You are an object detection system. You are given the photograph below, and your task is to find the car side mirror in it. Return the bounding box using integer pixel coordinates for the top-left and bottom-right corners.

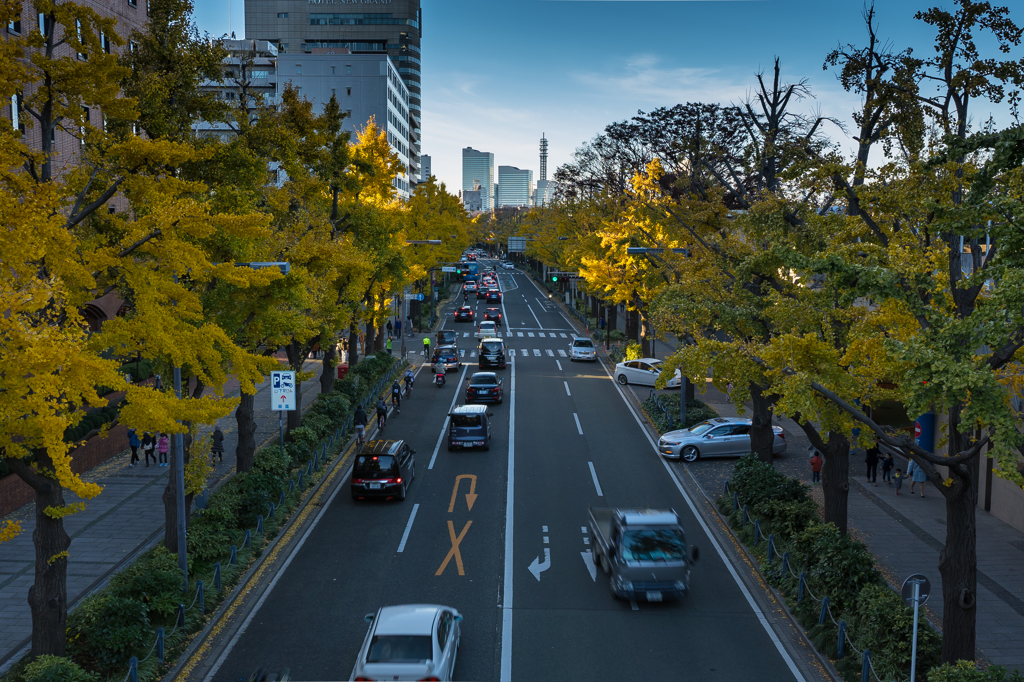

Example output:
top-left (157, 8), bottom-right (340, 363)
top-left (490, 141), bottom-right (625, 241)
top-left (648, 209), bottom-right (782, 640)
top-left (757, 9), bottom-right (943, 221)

top-left (364, 613), bottom-right (375, 623)
top-left (691, 546), bottom-right (700, 564)
top-left (454, 614), bottom-right (463, 621)
top-left (488, 412), bottom-right (495, 417)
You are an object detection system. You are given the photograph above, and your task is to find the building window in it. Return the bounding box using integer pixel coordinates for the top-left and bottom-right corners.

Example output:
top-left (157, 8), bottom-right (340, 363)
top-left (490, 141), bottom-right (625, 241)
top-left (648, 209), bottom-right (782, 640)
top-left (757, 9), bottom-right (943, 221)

top-left (331, 66), bottom-right (335, 75)
top-left (346, 87), bottom-right (351, 96)
top-left (76, 20), bottom-right (85, 60)
top-left (295, 64), bottom-right (301, 74)
top-left (8, 16), bottom-right (21, 34)
top-left (277, 12), bottom-right (288, 18)
top-left (10, 93), bottom-right (21, 131)
top-left (128, 0), bottom-right (137, 6)
top-left (331, 88), bottom-right (335, 96)
top-left (346, 65), bottom-right (351, 75)
top-left (100, 32), bottom-right (111, 54)
top-left (80, 106), bottom-right (89, 144)
top-left (37, 12), bottom-right (46, 37)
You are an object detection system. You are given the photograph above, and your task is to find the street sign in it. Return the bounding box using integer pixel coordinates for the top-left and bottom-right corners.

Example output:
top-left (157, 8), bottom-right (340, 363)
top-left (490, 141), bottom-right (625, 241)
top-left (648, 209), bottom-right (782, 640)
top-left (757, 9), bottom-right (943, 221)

top-left (441, 266), bottom-right (457, 273)
top-left (270, 371), bottom-right (295, 411)
top-left (508, 237), bottom-right (527, 253)
top-left (901, 574), bottom-right (931, 606)
top-left (413, 293), bottom-right (425, 301)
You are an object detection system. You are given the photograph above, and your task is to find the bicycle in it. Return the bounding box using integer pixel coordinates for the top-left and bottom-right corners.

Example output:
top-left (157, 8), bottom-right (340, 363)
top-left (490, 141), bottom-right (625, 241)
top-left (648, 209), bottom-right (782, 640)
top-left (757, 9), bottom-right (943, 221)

top-left (355, 424), bottom-right (366, 447)
top-left (377, 412), bottom-right (386, 430)
top-left (391, 393), bottom-right (401, 414)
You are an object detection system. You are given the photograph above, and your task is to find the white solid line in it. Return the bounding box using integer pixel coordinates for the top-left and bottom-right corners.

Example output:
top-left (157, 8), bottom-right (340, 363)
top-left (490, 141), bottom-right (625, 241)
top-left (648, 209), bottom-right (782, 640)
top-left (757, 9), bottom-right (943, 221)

top-left (564, 381), bottom-right (571, 396)
top-left (573, 412), bottom-right (583, 435)
top-left (596, 360), bottom-right (807, 682)
top-left (526, 304), bottom-right (543, 328)
top-left (428, 365), bottom-right (469, 470)
top-left (556, 360), bottom-right (562, 371)
top-left (397, 503), bottom-right (420, 552)
top-left (203, 458), bottom-right (353, 682)
top-left (500, 351), bottom-right (517, 682)
top-left (588, 461), bottom-right (604, 496)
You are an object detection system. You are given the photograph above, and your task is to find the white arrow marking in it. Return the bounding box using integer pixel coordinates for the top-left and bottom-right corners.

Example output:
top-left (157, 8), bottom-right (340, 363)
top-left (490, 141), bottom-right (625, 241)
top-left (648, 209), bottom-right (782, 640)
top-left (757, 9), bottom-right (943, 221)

top-left (528, 548), bottom-right (551, 581)
top-left (581, 550), bottom-right (597, 582)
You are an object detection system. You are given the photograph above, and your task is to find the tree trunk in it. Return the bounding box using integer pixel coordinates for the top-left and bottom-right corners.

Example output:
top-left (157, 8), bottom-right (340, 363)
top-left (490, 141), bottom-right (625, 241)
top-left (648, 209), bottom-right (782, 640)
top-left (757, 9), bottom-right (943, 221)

top-left (590, 296), bottom-right (599, 320)
top-left (162, 439), bottom-right (181, 551)
top-left (320, 341), bottom-right (337, 394)
top-left (639, 309), bottom-right (652, 358)
top-left (365, 321), bottom-right (376, 356)
top-left (348, 324), bottom-right (360, 367)
top-left (626, 309), bottom-right (639, 345)
top-left (748, 381), bottom-right (776, 464)
top-left (235, 391), bottom-right (257, 472)
top-left (820, 431), bottom-right (850, 535)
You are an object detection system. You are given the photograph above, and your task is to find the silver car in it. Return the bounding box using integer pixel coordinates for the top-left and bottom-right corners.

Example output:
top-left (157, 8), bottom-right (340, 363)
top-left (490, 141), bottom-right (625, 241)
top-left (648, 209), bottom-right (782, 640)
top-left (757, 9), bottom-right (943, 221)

top-left (569, 336), bottom-right (597, 361)
top-left (352, 604), bottom-right (462, 681)
top-left (658, 417), bottom-right (787, 462)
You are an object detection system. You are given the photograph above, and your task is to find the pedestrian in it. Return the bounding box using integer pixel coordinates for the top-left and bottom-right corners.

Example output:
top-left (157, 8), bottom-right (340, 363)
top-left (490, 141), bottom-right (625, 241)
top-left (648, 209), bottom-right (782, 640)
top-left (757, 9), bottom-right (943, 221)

top-left (128, 428), bottom-right (140, 467)
top-left (893, 468), bottom-right (904, 496)
top-left (386, 337), bottom-right (393, 355)
top-left (810, 450), bottom-right (823, 484)
top-left (211, 426), bottom-right (224, 464)
top-left (157, 433), bottom-right (170, 467)
top-left (865, 444), bottom-right (880, 485)
top-left (908, 459), bottom-right (928, 498)
top-left (386, 320), bottom-right (393, 339)
top-left (881, 452), bottom-right (894, 484)
top-left (142, 431), bottom-right (156, 467)
top-left (395, 319), bottom-right (402, 339)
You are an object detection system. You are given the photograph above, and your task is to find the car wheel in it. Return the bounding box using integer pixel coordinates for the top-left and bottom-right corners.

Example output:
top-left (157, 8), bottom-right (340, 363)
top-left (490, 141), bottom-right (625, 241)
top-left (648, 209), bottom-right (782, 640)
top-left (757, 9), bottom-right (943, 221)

top-left (681, 446), bottom-right (700, 463)
top-left (616, 374), bottom-right (628, 385)
top-left (398, 483), bottom-right (407, 501)
top-left (609, 575), bottom-right (623, 600)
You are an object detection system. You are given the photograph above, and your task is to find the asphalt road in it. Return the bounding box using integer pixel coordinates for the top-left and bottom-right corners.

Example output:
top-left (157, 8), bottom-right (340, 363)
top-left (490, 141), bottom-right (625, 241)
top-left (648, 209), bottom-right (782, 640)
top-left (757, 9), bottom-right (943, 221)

top-left (209, 261), bottom-right (807, 682)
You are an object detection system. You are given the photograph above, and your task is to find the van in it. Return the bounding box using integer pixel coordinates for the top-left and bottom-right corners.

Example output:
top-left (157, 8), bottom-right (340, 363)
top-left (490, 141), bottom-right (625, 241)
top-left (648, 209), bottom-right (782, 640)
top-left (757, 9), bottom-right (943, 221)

top-left (478, 337), bottom-right (506, 369)
top-left (350, 440), bottom-right (416, 501)
top-left (447, 405), bottom-right (493, 451)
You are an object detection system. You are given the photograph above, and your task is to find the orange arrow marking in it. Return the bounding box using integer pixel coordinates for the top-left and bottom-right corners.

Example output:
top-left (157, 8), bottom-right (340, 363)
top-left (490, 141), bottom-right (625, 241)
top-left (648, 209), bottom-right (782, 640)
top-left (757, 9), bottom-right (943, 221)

top-left (447, 474), bottom-right (478, 512)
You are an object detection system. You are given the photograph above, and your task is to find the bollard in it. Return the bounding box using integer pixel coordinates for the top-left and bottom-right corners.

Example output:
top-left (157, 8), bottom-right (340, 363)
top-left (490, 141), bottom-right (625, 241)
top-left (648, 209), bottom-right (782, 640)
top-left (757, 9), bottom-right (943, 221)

top-left (230, 545), bottom-right (237, 565)
top-left (767, 534), bottom-right (775, 562)
top-left (244, 529), bottom-right (251, 548)
top-left (214, 562), bottom-right (222, 591)
top-left (733, 491), bottom-right (739, 511)
top-left (742, 505), bottom-right (749, 528)
top-left (322, 443), bottom-right (328, 457)
top-left (298, 470), bottom-right (304, 488)
top-left (268, 502), bottom-right (275, 520)
top-left (307, 460), bottom-right (313, 476)
top-left (724, 480), bottom-right (730, 495)
top-left (156, 627), bottom-right (165, 663)
top-left (754, 519), bottom-right (761, 547)
top-left (177, 603), bottom-right (185, 628)
top-left (861, 650), bottom-right (871, 682)
top-left (798, 571), bottom-right (807, 603)
top-left (197, 580), bottom-right (205, 615)
top-left (289, 478), bottom-right (295, 492)
top-left (129, 656), bottom-right (139, 682)
top-left (257, 514), bottom-right (264, 536)
top-left (837, 620), bottom-right (846, 658)
top-left (782, 552), bottom-right (789, 577)
top-left (279, 489), bottom-right (285, 505)
top-left (818, 596), bottom-right (830, 625)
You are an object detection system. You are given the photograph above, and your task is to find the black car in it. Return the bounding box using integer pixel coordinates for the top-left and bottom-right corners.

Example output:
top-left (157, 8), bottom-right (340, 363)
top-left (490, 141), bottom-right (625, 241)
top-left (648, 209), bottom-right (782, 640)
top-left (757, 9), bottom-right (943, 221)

top-left (448, 405), bottom-right (493, 451)
top-left (484, 307), bottom-right (502, 324)
top-left (476, 287), bottom-right (490, 299)
top-left (431, 345), bottom-right (461, 371)
top-left (485, 289), bottom-right (502, 303)
top-left (478, 338), bottom-right (506, 369)
top-left (436, 329), bottom-right (458, 347)
top-left (466, 372), bottom-right (504, 404)
top-left (454, 306), bottom-right (474, 322)
top-left (351, 440), bottom-right (416, 501)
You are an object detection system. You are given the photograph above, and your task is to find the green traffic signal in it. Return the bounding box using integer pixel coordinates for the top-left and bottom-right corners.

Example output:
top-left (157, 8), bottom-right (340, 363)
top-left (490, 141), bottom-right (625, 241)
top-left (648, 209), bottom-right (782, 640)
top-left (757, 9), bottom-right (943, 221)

top-left (552, 275), bottom-right (558, 282)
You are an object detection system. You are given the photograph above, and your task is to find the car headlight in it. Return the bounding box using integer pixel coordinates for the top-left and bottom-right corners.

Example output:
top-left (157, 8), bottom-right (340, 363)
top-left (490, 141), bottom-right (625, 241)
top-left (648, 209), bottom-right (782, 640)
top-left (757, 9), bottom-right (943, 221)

top-left (660, 440), bottom-right (680, 446)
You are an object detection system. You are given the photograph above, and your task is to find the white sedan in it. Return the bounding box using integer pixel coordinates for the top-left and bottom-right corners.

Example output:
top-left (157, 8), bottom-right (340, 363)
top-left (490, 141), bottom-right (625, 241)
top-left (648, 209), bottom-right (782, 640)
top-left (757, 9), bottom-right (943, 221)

top-left (352, 604), bottom-right (462, 681)
top-left (501, 261), bottom-right (515, 269)
top-left (613, 358), bottom-right (682, 388)
top-left (476, 321), bottom-right (498, 339)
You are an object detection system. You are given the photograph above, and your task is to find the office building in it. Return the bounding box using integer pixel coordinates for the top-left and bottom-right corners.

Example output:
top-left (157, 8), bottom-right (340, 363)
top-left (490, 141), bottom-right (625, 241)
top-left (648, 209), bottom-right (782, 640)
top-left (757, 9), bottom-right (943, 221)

top-left (420, 154), bottom-right (431, 182)
top-left (245, 0), bottom-right (422, 184)
top-left (461, 188), bottom-right (483, 212)
top-left (497, 166), bottom-right (533, 207)
top-left (462, 147), bottom-right (494, 212)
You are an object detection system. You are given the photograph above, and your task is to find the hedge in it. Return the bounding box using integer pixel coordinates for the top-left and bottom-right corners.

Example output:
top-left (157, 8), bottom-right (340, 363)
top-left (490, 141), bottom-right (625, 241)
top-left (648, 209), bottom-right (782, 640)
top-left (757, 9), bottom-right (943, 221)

top-left (2, 352), bottom-right (403, 682)
top-left (718, 455), bottom-right (942, 682)
top-left (641, 392), bottom-right (719, 433)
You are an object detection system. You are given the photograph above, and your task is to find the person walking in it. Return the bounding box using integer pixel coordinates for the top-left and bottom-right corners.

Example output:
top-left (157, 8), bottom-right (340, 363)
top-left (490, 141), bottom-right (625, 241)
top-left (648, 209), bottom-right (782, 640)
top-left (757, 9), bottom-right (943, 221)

top-left (142, 431), bottom-right (156, 467)
top-left (810, 451), bottom-right (823, 484)
top-left (893, 468), bottom-right (904, 496)
top-left (211, 427), bottom-right (224, 464)
top-left (386, 337), bottom-right (393, 355)
top-left (386, 320), bottom-right (393, 339)
top-left (865, 444), bottom-right (880, 485)
top-left (395, 319), bottom-right (402, 339)
top-left (157, 433), bottom-right (170, 467)
top-left (907, 458), bottom-right (928, 498)
top-left (881, 452), bottom-right (894, 484)
top-left (128, 428), bottom-right (140, 467)
top-left (353, 405), bottom-right (368, 445)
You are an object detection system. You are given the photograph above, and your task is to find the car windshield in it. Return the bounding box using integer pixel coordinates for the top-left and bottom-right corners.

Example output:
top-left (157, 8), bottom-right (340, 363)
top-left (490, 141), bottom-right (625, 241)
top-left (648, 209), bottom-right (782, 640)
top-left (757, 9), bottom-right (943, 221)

top-left (451, 414), bottom-right (482, 427)
top-left (366, 635), bottom-right (433, 663)
top-left (458, 308), bottom-right (471, 313)
top-left (481, 342), bottom-right (503, 353)
top-left (354, 455), bottom-right (396, 477)
top-left (621, 529), bottom-right (687, 562)
top-left (688, 420), bottom-right (717, 436)
top-left (470, 375), bottom-right (497, 386)
top-left (572, 339), bottom-right (594, 348)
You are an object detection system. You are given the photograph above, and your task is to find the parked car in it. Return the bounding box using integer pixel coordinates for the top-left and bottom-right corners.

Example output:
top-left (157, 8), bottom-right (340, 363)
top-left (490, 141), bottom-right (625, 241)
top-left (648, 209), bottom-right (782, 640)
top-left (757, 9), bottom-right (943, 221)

top-left (478, 338), bottom-right (506, 369)
top-left (447, 404), bottom-right (493, 450)
top-left (484, 308), bottom-right (502, 324)
top-left (436, 330), bottom-right (458, 347)
top-left (569, 336), bottom-right (597, 361)
top-left (350, 440), bottom-right (416, 501)
top-left (476, 321), bottom-right (498, 339)
top-left (454, 306), bottom-right (474, 322)
top-left (466, 372), bottom-right (503, 404)
top-left (431, 346), bottom-right (461, 372)
top-left (658, 417), bottom-right (787, 462)
top-left (613, 358), bottom-right (681, 388)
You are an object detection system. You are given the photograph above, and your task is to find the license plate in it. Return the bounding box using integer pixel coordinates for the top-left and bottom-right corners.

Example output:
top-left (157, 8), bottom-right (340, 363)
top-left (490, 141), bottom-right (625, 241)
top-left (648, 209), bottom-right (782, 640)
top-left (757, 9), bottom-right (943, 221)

top-left (645, 591), bottom-right (663, 602)
top-left (368, 483), bottom-right (381, 490)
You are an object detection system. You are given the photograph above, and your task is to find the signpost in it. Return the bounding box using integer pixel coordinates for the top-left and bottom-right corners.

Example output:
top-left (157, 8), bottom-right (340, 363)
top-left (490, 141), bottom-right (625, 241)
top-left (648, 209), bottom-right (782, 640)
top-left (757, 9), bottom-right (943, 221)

top-left (901, 573), bottom-right (931, 681)
top-left (271, 371), bottom-right (296, 456)
top-left (508, 237), bottom-right (527, 253)
top-left (441, 266), bottom-right (457, 273)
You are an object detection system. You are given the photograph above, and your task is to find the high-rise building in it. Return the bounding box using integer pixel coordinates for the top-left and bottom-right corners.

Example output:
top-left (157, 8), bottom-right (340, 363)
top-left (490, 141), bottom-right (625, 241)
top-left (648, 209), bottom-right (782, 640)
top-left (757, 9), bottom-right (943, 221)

top-left (462, 147), bottom-right (494, 211)
top-left (534, 133), bottom-right (556, 206)
top-left (420, 154), bottom-right (431, 182)
top-left (497, 166), bottom-right (533, 207)
top-left (245, 0), bottom-right (422, 183)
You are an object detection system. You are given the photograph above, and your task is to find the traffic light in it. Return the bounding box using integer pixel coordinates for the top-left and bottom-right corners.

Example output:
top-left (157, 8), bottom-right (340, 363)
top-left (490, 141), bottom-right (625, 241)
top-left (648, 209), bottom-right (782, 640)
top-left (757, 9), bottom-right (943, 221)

top-left (552, 275), bottom-right (558, 282)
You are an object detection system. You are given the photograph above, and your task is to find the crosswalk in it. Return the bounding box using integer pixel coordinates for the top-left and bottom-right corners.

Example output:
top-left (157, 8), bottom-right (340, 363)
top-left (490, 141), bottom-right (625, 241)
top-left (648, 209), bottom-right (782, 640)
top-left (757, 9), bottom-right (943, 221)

top-left (451, 331), bottom-right (571, 339)
top-left (424, 347), bottom-right (575, 360)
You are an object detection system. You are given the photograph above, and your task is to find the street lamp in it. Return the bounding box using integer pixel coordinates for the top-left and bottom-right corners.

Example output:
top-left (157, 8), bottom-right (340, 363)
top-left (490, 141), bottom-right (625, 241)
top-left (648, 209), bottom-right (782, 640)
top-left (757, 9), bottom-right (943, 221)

top-left (626, 247), bottom-right (689, 255)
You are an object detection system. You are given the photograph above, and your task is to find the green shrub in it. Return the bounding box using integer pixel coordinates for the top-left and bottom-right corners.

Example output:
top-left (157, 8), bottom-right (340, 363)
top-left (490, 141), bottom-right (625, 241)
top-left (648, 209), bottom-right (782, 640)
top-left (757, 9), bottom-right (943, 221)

top-left (105, 546), bottom-right (183, 620)
top-left (67, 594), bottom-right (150, 674)
top-left (624, 341), bottom-right (642, 361)
top-left (641, 393), bottom-right (719, 432)
top-left (789, 523), bottom-right (882, 614)
top-left (187, 503), bottom-right (236, 565)
top-left (21, 656), bottom-right (97, 682)
top-left (928, 662), bottom-right (1024, 682)
top-left (731, 455), bottom-right (808, 510)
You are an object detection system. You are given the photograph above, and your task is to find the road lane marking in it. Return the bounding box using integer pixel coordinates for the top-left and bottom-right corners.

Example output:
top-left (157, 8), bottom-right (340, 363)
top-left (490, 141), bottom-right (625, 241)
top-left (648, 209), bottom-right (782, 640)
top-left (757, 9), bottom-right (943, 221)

top-left (560, 333), bottom-right (568, 338)
top-left (522, 348), bottom-right (528, 357)
top-left (397, 504), bottom-right (420, 552)
top-left (500, 349), bottom-right (517, 682)
top-left (527, 332), bottom-right (535, 338)
top-left (558, 349), bottom-right (567, 357)
top-left (546, 349), bottom-right (554, 357)
top-left (588, 462), bottom-right (604, 496)
top-left (564, 381), bottom-right (571, 396)
top-left (526, 304), bottom-right (543, 327)
top-left (448, 474), bottom-right (479, 512)
top-left (428, 365), bottom-right (470, 469)
top-left (464, 332), bottom-right (469, 337)
top-left (581, 550), bottom-right (597, 581)
top-left (517, 332), bottom-right (524, 337)
top-left (556, 360), bottom-right (562, 370)
top-left (528, 547), bottom-right (551, 581)
top-left (573, 413), bottom-right (583, 435)
top-left (436, 520), bottom-right (473, 576)
top-left (538, 332), bottom-right (546, 338)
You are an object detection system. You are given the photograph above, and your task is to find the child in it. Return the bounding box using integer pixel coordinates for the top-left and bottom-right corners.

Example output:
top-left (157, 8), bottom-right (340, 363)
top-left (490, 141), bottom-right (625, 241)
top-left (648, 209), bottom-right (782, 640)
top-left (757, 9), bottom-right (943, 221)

top-left (157, 433), bottom-right (170, 467)
top-left (893, 468), bottom-right (904, 496)
top-left (881, 452), bottom-right (894, 484)
top-left (810, 451), bottom-right (823, 484)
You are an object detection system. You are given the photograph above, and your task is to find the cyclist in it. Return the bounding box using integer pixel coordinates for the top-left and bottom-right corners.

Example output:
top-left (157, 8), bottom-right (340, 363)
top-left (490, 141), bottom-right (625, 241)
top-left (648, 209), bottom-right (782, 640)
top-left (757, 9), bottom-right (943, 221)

top-left (403, 368), bottom-right (415, 394)
top-left (422, 335), bottom-right (430, 358)
top-left (353, 405), bottom-right (368, 445)
top-left (375, 397), bottom-right (388, 430)
top-left (391, 380), bottom-right (402, 413)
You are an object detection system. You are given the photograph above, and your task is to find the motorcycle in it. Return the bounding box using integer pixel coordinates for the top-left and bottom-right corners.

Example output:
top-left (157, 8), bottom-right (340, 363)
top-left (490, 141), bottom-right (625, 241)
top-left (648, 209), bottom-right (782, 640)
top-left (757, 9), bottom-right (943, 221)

top-left (435, 372), bottom-right (446, 387)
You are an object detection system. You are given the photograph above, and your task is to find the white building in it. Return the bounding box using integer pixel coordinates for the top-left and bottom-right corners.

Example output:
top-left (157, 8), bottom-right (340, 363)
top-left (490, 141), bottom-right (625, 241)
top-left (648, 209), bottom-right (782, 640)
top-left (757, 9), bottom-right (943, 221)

top-left (420, 154), bottom-right (432, 182)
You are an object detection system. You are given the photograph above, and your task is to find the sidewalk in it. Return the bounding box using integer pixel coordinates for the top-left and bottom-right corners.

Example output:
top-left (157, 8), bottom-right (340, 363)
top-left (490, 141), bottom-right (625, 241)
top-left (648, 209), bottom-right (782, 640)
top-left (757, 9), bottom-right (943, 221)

top-left (0, 356), bottom-right (325, 671)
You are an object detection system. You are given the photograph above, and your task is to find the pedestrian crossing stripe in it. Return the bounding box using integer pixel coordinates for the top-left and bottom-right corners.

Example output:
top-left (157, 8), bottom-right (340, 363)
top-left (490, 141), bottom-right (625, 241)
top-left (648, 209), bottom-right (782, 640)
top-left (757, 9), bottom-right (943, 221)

top-left (459, 349), bottom-right (466, 357)
top-left (464, 332), bottom-right (470, 337)
top-left (471, 351), bottom-right (477, 357)
top-left (533, 349), bottom-right (541, 356)
top-left (560, 333), bottom-right (568, 338)
top-left (509, 349), bottom-right (516, 356)
top-left (558, 349), bottom-right (567, 357)
top-left (522, 349), bottom-right (528, 357)
top-left (528, 332), bottom-right (535, 338)
top-left (517, 332), bottom-right (524, 337)
top-left (546, 349), bottom-right (554, 357)
top-left (538, 332), bottom-right (546, 338)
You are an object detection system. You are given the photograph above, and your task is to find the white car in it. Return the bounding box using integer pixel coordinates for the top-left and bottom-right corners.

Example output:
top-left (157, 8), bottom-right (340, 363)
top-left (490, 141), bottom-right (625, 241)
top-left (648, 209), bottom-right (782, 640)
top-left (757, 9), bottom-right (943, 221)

top-left (352, 604), bottom-right (461, 681)
top-left (569, 336), bottom-right (597, 361)
top-left (501, 261), bottom-right (515, 269)
top-left (476, 320), bottom-right (498, 339)
top-left (613, 358), bottom-right (682, 388)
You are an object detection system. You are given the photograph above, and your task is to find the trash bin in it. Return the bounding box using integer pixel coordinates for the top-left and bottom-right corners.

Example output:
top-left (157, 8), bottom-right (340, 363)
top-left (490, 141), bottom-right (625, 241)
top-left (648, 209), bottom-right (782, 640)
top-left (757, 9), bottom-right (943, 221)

top-left (337, 364), bottom-right (349, 380)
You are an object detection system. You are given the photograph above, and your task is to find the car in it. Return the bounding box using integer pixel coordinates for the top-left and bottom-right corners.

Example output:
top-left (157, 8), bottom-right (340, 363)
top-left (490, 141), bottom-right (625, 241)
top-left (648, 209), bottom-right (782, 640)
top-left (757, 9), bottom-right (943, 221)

top-left (431, 345), bottom-right (461, 371)
top-left (350, 440), bottom-right (416, 501)
top-left (569, 336), bottom-right (597, 361)
top-left (484, 307), bottom-right (502, 324)
top-left (475, 320), bottom-right (498, 339)
top-left (353, 604), bottom-right (462, 682)
top-left (454, 306), bottom-right (474, 322)
top-left (478, 337), bottom-right (506, 369)
top-left (658, 417), bottom-right (787, 462)
top-left (466, 372), bottom-right (503, 404)
top-left (435, 330), bottom-right (458, 348)
top-left (476, 286), bottom-right (490, 299)
top-left (463, 281), bottom-right (478, 293)
top-left (447, 404), bottom-right (493, 450)
top-left (613, 358), bottom-right (682, 388)
top-left (501, 261), bottom-right (515, 269)
top-left (485, 289), bottom-right (502, 303)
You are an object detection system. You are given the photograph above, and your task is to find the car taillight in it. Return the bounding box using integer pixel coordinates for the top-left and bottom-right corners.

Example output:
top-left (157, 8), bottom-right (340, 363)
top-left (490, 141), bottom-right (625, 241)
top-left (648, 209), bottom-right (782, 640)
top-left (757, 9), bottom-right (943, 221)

top-left (352, 478), bottom-right (363, 484)
top-left (355, 677), bottom-right (374, 681)
top-left (778, 431), bottom-right (785, 439)
top-left (418, 678), bottom-right (441, 681)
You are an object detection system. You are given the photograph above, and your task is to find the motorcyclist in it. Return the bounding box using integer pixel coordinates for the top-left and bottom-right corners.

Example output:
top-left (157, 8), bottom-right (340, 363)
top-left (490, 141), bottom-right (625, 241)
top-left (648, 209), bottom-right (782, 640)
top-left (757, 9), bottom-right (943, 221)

top-left (353, 405), bottom-right (368, 444)
top-left (434, 360), bottom-right (446, 386)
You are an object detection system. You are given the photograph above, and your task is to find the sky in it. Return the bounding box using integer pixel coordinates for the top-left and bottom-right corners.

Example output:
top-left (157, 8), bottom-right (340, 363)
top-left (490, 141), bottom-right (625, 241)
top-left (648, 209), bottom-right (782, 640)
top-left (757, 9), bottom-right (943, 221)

top-left (194, 0), bottom-right (1019, 193)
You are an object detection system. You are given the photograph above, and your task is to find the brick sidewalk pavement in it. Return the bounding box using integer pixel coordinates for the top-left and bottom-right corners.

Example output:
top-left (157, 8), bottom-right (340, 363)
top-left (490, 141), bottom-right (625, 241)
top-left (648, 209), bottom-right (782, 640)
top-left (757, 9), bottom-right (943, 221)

top-left (0, 357), bottom-right (324, 672)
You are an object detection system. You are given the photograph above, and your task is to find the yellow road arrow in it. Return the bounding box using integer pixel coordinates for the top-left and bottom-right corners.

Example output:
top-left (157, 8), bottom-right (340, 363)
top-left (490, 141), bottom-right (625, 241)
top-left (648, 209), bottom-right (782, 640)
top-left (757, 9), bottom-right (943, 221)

top-left (448, 474), bottom-right (478, 512)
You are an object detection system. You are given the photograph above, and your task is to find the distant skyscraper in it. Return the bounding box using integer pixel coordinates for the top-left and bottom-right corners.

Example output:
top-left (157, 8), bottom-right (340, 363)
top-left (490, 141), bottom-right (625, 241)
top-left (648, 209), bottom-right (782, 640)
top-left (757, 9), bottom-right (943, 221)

top-left (462, 148), bottom-right (494, 211)
top-left (535, 133), bottom-right (554, 206)
top-left (420, 154), bottom-right (432, 182)
top-left (498, 166), bottom-right (533, 207)
top-left (539, 133), bottom-right (548, 182)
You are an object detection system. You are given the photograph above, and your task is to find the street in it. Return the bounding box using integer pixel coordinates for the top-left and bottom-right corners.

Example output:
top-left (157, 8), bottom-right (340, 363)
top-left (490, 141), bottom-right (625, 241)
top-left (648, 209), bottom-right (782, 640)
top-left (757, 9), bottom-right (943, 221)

top-left (208, 262), bottom-right (810, 682)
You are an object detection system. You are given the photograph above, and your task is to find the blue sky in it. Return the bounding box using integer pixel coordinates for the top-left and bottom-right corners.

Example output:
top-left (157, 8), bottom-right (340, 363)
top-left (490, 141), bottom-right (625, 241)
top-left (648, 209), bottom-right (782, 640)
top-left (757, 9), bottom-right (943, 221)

top-left (194, 1), bottom-right (1017, 192)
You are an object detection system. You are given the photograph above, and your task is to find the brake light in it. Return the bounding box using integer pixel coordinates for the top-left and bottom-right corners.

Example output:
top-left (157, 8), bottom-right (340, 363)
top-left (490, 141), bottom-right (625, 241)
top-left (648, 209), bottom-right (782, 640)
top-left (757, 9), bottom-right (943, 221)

top-left (394, 478), bottom-right (402, 484)
top-left (778, 431), bottom-right (785, 439)
top-left (355, 677), bottom-right (374, 681)
top-left (352, 478), bottom-right (364, 484)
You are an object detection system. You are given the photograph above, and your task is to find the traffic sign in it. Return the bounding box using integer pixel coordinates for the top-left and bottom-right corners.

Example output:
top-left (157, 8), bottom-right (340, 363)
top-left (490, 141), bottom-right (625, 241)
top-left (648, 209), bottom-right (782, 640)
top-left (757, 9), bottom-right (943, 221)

top-left (413, 293), bottom-right (425, 301)
top-left (901, 574), bottom-right (931, 606)
top-left (441, 266), bottom-right (457, 273)
top-left (914, 421), bottom-right (922, 438)
top-left (508, 237), bottom-right (527, 253)
top-left (270, 371), bottom-right (295, 411)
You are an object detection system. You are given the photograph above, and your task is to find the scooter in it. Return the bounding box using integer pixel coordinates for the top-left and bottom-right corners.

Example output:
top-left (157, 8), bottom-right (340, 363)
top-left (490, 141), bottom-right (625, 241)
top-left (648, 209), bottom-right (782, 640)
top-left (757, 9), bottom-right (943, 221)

top-left (435, 372), bottom-right (446, 387)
